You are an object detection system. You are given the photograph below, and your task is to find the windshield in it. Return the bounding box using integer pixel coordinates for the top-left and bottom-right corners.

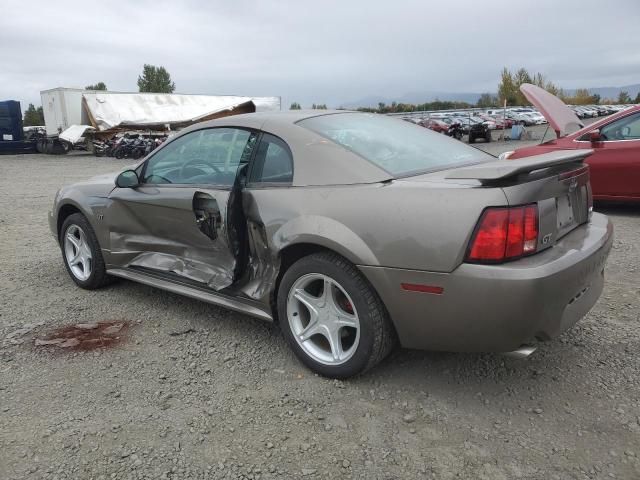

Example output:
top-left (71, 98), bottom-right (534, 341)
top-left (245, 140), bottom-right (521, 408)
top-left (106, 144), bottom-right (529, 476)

top-left (298, 113), bottom-right (492, 177)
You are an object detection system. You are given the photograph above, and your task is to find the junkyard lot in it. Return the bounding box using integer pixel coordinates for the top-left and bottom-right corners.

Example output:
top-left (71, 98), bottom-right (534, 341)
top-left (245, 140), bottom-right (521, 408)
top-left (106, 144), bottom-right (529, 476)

top-left (1, 152), bottom-right (639, 479)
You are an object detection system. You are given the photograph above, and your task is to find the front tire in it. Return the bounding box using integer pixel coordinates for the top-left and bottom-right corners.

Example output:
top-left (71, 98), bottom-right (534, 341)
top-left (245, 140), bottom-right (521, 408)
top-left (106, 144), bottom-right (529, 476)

top-left (60, 213), bottom-right (112, 289)
top-left (277, 252), bottom-right (396, 378)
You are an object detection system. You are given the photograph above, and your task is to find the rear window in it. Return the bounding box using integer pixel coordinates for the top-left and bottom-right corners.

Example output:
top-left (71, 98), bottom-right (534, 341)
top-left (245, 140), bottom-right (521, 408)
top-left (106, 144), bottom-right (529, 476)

top-left (298, 113), bottom-right (491, 177)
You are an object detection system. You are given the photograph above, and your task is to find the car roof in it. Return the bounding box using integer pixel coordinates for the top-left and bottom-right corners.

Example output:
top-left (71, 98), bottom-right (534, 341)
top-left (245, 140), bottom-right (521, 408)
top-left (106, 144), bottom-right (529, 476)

top-left (165, 110), bottom-right (394, 186)
top-left (196, 109), bottom-right (350, 129)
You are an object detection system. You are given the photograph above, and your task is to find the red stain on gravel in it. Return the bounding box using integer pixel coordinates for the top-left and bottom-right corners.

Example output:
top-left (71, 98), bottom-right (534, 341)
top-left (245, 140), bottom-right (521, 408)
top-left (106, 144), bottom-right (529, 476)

top-left (34, 321), bottom-right (129, 351)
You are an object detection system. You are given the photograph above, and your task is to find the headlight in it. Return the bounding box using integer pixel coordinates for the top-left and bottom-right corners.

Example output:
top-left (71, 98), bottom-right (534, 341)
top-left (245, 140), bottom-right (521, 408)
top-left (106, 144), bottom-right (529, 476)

top-left (499, 151), bottom-right (515, 160)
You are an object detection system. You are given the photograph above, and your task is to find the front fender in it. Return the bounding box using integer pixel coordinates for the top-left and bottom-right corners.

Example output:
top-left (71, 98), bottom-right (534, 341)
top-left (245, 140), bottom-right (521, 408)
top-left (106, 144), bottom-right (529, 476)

top-left (272, 215), bottom-right (380, 267)
top-left (53, 191), bottom-right (110, 248)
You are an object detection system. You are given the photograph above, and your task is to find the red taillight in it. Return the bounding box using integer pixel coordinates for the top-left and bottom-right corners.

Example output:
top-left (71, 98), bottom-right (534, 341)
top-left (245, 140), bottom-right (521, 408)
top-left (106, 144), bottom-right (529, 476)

top-left (466, 204), bottom-right (538, 263)
top-left (467, 209), bottom-right (509, 262)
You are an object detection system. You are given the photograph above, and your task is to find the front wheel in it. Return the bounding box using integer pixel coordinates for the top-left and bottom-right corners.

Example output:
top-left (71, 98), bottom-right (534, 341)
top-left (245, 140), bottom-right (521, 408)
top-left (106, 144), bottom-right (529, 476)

top-left (60, 213), bottom-right (113, 289)
top-left (278, 252), bottom-right (396, 378)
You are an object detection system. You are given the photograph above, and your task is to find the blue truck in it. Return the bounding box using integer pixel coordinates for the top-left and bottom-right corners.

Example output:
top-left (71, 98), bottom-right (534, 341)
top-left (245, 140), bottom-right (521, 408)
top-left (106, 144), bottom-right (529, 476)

top-left (0, 100), bottom-right (38, 154)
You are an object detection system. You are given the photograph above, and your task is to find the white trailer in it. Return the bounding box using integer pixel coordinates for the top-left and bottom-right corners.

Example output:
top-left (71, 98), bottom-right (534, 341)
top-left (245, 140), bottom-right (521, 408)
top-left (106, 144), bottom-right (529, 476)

top-left (41, 87), bottom-right (281, 137)
top-left (41, 88), bottom-right (92, 136)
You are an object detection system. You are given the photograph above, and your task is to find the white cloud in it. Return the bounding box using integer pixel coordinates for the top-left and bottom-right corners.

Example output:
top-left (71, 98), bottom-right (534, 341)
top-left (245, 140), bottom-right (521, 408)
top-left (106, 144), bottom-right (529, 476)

top-left (2, 0), bottom-right (639, 110)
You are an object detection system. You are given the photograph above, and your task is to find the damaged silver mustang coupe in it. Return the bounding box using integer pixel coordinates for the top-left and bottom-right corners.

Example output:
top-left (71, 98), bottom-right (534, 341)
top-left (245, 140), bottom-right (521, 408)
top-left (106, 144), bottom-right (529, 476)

top-left (50, 111), bottom-right (613, 378)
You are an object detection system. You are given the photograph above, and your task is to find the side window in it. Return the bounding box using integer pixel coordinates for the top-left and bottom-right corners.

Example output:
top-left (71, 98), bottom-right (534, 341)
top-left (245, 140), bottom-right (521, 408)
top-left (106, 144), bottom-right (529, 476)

top-left (598, 113), bottom-right (640, 141)
top-left (142, 128), bottom-right (254, 186)
top-left (248, 134), bottom-right (293, 184)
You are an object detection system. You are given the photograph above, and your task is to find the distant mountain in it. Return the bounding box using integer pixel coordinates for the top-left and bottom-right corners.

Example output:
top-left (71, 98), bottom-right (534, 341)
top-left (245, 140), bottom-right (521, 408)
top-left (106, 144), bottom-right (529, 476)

top-left (566, 84), bottom-right (640, 100)
top-left (341, 91), bottom-right (483, 109)
top-left (341, 83), bottom-right (640, 109)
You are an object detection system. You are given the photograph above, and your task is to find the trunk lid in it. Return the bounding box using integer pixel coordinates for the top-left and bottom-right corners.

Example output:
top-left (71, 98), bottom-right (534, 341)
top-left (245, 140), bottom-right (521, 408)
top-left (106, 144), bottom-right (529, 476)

top-left (519, 83), bottom-right (584, 137)
top-left (446, 148), bottom-right (594, 251)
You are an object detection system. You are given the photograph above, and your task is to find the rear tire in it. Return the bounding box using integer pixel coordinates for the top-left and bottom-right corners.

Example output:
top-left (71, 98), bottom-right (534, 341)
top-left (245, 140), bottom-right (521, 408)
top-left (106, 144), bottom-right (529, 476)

top-left (60, 213), bottom-right (113, 290)
top-left (277, 252), bottom-right (396, 378)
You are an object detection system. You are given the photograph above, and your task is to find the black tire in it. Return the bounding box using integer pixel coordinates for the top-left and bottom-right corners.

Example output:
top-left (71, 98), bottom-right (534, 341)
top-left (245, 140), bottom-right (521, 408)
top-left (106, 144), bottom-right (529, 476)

top-left (60, 213), bottom-right (113, 290)
top-left (468, 134), bottom-right (475, 144)
top-left (277, 251), bottom-right (396, 378)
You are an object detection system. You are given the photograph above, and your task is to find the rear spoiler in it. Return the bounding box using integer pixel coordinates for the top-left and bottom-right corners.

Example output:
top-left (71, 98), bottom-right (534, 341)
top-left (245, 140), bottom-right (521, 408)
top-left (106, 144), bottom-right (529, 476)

top-left (446, 149), bottom-right (593, 182)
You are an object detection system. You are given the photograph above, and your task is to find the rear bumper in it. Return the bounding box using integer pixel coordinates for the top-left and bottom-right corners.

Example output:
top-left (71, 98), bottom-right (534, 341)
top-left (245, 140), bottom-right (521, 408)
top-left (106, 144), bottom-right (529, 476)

top-left (359, 213), bottom-right (613, 352)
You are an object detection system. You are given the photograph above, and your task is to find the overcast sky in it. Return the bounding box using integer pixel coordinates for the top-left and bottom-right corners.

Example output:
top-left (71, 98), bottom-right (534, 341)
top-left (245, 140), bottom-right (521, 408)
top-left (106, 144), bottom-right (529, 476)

top-left (2, 0), bottom-right (639, 109)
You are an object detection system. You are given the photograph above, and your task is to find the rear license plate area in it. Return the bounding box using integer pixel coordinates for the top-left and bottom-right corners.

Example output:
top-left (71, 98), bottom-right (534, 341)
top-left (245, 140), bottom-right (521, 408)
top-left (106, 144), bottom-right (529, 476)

top-left (556, 194), bottom-right (575, 230)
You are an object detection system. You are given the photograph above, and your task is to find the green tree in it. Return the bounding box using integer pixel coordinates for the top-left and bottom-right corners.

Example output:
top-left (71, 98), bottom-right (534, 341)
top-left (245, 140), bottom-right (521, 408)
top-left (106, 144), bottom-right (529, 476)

top-left (571, 88), bottom-right (594, 105)
top-left (618, 90), bottom-right (631, 104)
top-left (137, 64), bottom-right (176, 93)
top-left (532, 72), bottom-right (546, 88)
top-left (498, 68), bottom-right (518, 106)
top-left (634, 92), bottom-right (640, 104)
top-left (23, 103), bottom-right (44, 126)
top-left (85, 82), bottom-right (107, 90)
top-left (544, 80), bottom-right (560, 96)
top-left (477, 93), bottom-right (498, 108)
top-left (289, 102), bottom-right (301, 110)
top-left (513, 68), bottom-right (533, 105)
top-left (311, 104), bottom-right (327, 110)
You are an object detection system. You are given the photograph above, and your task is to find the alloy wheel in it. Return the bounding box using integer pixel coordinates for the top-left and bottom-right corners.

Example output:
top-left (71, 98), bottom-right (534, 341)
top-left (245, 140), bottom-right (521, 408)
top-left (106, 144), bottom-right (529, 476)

top-left (286, 273), bottom-right (360, 366)
top-left (63, 224), bottom-right (93, 281)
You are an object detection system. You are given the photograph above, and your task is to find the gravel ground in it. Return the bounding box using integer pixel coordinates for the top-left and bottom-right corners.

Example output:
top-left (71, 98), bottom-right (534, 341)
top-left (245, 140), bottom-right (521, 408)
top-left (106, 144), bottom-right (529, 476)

top-left (1, 152), bottom-right (639, 480)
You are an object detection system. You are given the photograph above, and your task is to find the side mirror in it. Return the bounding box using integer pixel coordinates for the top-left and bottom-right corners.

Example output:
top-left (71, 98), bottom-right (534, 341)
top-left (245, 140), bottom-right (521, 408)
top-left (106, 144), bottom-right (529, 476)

top-left (115, 170), bottom-right (139, 188)
top-left (588, 129), bottom-right (602, 142)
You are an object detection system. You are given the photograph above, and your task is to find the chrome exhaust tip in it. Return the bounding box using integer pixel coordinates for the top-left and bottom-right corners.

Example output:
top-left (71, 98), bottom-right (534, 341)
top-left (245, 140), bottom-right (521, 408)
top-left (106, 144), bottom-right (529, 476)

top-left (503, 345), bottom-right (537, 359)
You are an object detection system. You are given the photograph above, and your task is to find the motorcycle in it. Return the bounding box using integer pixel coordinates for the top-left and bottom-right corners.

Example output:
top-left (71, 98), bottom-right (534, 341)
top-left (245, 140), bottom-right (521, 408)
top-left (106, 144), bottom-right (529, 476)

top-left (445, 122), bottom-right (464, 141)
top-left (93, 133), bottom-right (167, 158)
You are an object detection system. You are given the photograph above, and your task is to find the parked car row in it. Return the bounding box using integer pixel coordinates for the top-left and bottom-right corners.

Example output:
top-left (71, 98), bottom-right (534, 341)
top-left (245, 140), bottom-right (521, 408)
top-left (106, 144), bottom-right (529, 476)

top-left (415, 116), bottom-right (492, 143)
top-left (401, 103), bottom-right (632, 128)
top-left (569, 104), bottom-right (629, 119)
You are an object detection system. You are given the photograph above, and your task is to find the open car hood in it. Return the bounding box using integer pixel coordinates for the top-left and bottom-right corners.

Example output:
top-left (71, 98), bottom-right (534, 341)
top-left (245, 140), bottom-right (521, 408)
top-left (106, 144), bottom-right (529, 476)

top-left (520, 83), bottom-right (584, 137)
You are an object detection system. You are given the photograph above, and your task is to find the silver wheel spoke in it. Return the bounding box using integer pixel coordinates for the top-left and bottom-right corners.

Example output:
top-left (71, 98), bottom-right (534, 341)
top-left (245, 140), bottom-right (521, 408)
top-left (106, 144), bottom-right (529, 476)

top-left (299, 320), bottom-right (322, 342)
top-left (66, 233), bottom-right (80, 250)
top-left (321, 277), bottom-right (332, 305)
top-left (326, 326), bottom-right (344, 361)
top-left (335, 312), bottom-right (358, 328)
top-left (293, 289), bottom-right (320, 316)
top-left (82, 243), bottom-right (92, 260)
top-left (69, 252), bottom-right (82, 266)
top-left (80, 256), bottom-right (91, 273)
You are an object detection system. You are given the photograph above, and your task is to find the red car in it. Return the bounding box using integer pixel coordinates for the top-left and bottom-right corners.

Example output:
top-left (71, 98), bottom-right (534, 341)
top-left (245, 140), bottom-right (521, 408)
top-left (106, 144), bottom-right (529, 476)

top-left (420, 118), bottom-right (449, 133)
top-left (504, 84), bottom-right (640, 202)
